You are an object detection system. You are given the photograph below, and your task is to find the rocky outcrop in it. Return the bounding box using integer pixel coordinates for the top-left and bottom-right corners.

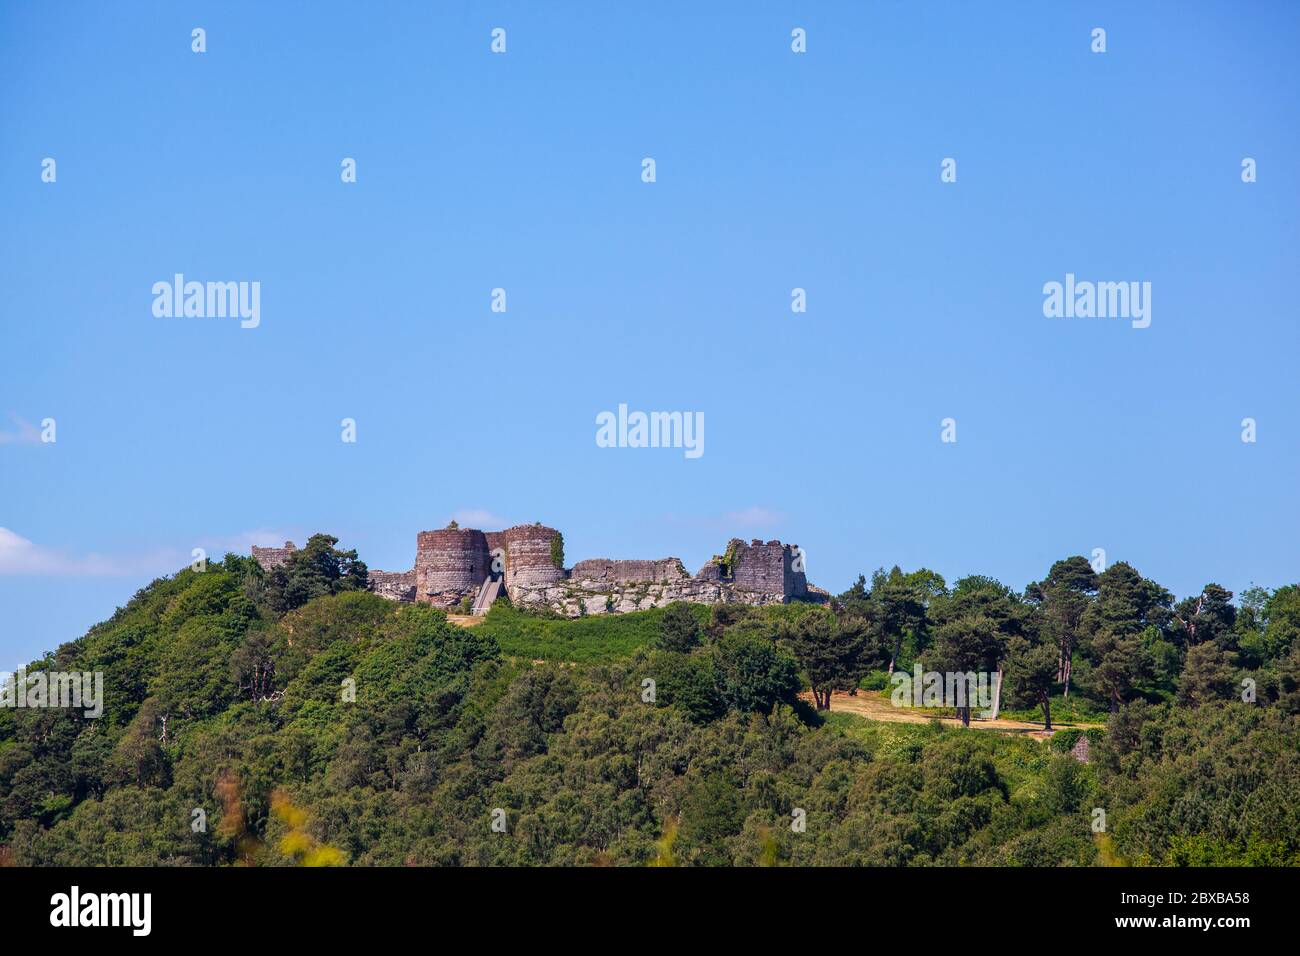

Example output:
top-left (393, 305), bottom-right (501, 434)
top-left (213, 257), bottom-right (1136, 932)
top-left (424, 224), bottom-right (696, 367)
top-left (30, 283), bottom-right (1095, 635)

top-left (507, 577), bottom-right (810, 619)
top-left (369, 569), bottom-right (416, 602)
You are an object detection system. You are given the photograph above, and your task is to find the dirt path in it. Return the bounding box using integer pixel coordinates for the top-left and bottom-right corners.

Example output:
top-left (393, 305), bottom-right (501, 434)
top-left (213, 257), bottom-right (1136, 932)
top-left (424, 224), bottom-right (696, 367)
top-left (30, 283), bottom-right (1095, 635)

top-left (806, 690), bottom-right (1103, 740)
top-left (446, 614), bottom-right (485, 627)
top-left (440, 616), bottom-right (1100, 741)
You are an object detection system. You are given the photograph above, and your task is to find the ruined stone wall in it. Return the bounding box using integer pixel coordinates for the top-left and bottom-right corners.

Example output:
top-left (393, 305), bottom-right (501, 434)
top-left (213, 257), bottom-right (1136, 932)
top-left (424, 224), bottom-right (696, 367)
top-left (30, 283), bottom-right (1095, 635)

top-left (694, 559), bottom-right (724, 582)
top-left (502, 524), bottom-right (564, 589)
top-left (251, 541), bottom-right (297, 571)
top-left (266, 521), bottom-right (818, 616)
top-left (368, 569), bottom-right (416, 603)
top-left (510, 577), bottom-right (815, 618)
top-left (415, 528), bottom-right (490, 606)
top-left (730, 539), bottom-right (789, 593)
top-left (695, 539), bottom-right (806, 598)
top-left (569, 557), bottom-right (687, 585)
top-left (786, 547), bottom-right (808, 599)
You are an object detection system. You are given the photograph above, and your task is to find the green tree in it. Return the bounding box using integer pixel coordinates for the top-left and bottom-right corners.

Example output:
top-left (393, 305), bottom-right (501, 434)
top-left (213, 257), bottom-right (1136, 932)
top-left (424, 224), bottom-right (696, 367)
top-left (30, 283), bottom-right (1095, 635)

top-left (868, 566), bottom-right (945, 675)
top-left (652, 650), bottom-right (724, 723)
top-left (780, 609), bottom-right (871, 710)
top-left (676, 773), bottom-right (746, 866)
top-left (1275, 643), bottom-right (1300, 714)
top-left (1264, 585), bottom-right (1300, 660)
top-left (712, 632), bottom-right (800, 715)
top-left (1080, 562), bottom-right (1171, 708)
top-left (837, 574), bottom-right (868, 608)
top-left (1171, 584), bottom-right (1236, 651)
top-left (1177, 642), bottom-right (1236, 706)
top-left (262, 534), bottom-right (369, 613)
top-left (1082, 562), bottom-right (1171, 639)
top-left (107, 698), bottom-right (169, 789)
top-left (1042, 755), bottom-right (1089, 814)
top-left (656, 601), bottom-right (702, 653)
top-left (1090, 631), bottom-right (1150, 712)
top-left (927, 614), bottom-right (1007, 726)
top-left (1005, 636), bottom-right (1058, 729)
top-left (1025, 557), bottom-right (1098, 699)
top-left (929, 576), bottom-right (1031, 722)
top-left (230, 629), bottom-right (280, 703)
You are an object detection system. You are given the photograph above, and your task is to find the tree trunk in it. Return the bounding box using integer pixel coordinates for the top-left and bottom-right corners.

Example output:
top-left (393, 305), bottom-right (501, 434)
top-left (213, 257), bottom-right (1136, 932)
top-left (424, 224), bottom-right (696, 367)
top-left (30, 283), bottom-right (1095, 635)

top-left (1062, 655), bottom-right (1071, 699)
top-left (1042, 695), bottom-right (1052, 732)
top-left (888, 635), bottom-right (903, 676)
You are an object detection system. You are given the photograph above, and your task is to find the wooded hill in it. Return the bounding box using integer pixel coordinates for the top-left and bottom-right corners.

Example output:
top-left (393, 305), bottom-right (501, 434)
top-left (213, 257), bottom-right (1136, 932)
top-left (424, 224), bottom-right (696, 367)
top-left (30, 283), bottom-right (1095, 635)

top-left (2, 535), bottom-right (1298, 866)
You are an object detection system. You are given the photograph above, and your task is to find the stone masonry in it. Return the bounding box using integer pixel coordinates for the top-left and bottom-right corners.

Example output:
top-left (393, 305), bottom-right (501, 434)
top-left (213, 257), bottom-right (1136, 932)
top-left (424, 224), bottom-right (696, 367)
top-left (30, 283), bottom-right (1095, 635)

top-left (360, 523), bottom-right (825, 617)
top-left (414, 527), bottom-right (492, 607)
top-left (568, 558), bottom-right (688, 584)
top-left (368, 569), bottom-right (416, 603)
top-left (251, 541), bottom-right (297, 571)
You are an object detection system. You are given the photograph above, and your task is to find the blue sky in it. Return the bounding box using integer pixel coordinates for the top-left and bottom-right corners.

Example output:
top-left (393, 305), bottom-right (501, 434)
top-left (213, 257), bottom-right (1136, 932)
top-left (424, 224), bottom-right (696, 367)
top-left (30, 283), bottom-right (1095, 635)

top-left (2, 1), bottom-right (1297, 666)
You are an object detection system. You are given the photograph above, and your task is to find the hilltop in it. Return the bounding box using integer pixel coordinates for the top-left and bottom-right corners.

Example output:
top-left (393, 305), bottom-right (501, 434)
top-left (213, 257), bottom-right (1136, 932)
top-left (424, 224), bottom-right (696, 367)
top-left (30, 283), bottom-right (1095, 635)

top-left (253, 520), bottom-right (828, 619)
top-left (1, 535), bottom-right (1299, 866)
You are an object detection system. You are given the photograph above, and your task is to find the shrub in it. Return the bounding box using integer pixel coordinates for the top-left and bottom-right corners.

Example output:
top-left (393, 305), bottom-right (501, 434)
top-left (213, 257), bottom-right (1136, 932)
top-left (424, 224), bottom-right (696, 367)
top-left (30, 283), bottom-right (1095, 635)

top-left (657, 602), bottom-right (702, 653)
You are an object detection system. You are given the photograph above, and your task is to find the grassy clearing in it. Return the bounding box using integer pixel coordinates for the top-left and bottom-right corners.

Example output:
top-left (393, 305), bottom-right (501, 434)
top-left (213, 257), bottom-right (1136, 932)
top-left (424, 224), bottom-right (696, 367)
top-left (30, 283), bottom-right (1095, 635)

top-left (859, 668), bottom-right (1110, 726)
top-left (823, 709), bottom-right (1059, 802)
top-left (472, 601), bottom-right (710, 663)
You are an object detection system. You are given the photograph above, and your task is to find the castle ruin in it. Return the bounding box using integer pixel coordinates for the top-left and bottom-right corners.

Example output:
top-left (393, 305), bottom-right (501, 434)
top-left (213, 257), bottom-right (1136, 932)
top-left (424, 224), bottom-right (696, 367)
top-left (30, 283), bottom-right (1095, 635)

top-left (252, 523), bottom-right (825, 617)
top-left (250, 541), bottom-right (297, 570)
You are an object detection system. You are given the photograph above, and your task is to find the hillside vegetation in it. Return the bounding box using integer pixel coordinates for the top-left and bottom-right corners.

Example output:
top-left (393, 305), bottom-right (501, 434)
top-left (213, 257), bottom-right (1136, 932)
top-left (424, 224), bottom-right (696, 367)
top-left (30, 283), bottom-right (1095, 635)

top-left (2, 536), bottom-right (1299, 866)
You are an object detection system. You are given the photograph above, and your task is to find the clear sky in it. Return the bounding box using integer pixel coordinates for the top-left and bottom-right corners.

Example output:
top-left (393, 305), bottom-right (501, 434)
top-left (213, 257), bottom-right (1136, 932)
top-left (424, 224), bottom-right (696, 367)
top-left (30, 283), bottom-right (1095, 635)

top-left (2, 1), bottom-right (1297, 667)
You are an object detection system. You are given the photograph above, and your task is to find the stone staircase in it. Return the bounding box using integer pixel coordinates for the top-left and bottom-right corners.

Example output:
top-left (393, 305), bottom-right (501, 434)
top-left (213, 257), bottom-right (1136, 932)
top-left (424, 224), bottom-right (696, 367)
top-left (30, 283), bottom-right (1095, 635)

top-left (471, 576), bottom-right (503, 615)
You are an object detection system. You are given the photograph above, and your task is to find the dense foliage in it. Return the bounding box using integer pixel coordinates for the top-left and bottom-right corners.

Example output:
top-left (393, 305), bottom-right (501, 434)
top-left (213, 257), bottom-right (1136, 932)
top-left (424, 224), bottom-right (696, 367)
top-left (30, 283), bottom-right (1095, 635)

top-left (2, 541), bottom-right (1298, 866)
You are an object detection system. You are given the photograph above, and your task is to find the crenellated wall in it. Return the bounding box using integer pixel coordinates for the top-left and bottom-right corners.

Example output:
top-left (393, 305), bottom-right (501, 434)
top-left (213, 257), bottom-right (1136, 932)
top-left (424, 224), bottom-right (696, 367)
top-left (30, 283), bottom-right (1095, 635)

top-left (729, 539), bottom-right (784, 592)
top-left (505, 536), bottom-right (817, 618)
top-left (695, 539), bottom-right (806, 598)
top-left (364, 520), bottom-right (821, 614)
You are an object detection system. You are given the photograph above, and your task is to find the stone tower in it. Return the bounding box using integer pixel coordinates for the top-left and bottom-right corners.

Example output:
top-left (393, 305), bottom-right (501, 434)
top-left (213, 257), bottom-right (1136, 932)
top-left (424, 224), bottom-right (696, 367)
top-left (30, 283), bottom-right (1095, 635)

top-left (413, 522), bottom-right (563, 607)
top-left (415, 526), bottom-right (491, 607)
top-left (499, 524), bottom-right (564, 589)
